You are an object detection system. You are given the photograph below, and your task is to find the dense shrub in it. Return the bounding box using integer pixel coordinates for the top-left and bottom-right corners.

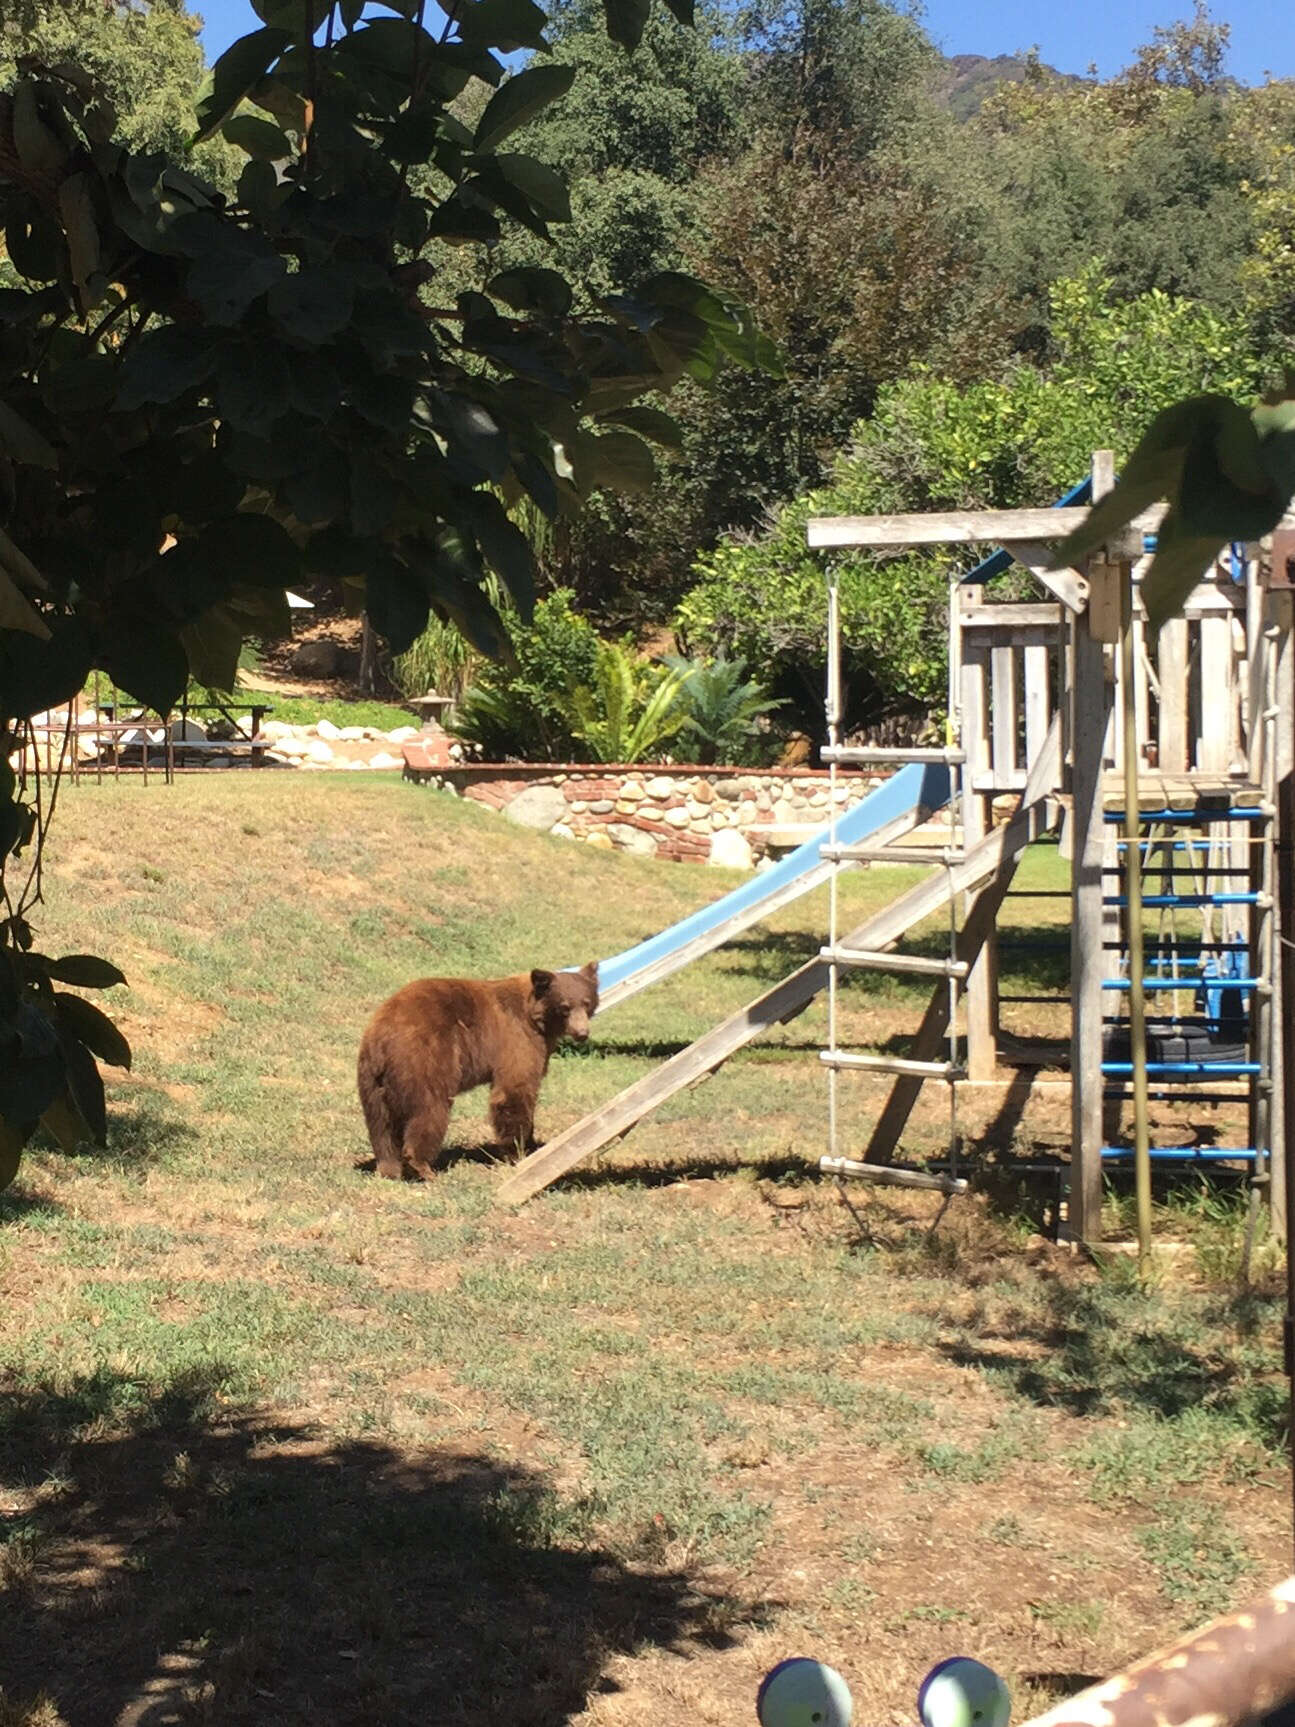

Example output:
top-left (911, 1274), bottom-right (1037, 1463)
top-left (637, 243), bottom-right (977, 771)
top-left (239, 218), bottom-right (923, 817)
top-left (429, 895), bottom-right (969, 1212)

top-left (450, 591), bottom-right (601, 761)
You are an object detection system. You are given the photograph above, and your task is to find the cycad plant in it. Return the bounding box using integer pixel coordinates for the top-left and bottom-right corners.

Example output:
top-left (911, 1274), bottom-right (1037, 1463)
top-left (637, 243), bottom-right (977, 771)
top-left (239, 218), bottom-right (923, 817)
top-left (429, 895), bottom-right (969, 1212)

top-left (664, 654), bottom-right (783, 765)
top-left (570, 641), bottom-right (696, 764)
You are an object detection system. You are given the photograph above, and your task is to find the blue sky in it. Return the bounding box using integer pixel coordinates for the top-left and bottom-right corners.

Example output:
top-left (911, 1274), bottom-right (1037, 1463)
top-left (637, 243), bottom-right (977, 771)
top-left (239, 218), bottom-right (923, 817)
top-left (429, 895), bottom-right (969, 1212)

top-left (194, 0), bottom-right (1294, 83)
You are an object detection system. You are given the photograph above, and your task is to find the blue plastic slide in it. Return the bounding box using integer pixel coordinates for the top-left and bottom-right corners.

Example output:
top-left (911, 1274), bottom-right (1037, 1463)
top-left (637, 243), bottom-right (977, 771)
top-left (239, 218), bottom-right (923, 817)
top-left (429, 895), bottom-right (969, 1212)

top-left (595, 760), bottom-right (952, 1011)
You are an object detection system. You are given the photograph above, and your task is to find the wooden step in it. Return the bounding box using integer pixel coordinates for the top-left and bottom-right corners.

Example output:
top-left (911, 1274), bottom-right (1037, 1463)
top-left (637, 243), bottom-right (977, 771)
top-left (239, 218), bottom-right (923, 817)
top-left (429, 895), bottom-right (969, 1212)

top-left (821, 843), bottom-right (965, 865)
top-left (820, 947), bottom-right (969, 979)
top-left (821, 744), bottom-right (965, 766)
top-left (820, 1050), bottom-right (964, 1079)
top-left (820, 1155), bottom-right (968, 1195)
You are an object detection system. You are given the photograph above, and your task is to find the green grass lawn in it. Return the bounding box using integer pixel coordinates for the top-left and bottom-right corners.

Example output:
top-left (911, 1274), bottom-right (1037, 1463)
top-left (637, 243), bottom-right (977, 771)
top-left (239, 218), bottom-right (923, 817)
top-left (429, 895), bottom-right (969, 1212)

top-left (0, 775), bottom-right (1287, 1727)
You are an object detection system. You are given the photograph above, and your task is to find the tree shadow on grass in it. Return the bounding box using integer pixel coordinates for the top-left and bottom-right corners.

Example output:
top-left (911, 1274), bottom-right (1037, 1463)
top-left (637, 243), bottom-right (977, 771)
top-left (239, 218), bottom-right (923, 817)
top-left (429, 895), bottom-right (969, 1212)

top-left (560, 1152), bottom-right (813, 1192)
top-left (0, 1366), bottom-right (745, 1727)
top-left (936, 1277), bottom-right (1286, 1445)
top-left (0, 1184), bottom-right (63, 1225)
top-left (570, 1036), bottom-right (824, 1062)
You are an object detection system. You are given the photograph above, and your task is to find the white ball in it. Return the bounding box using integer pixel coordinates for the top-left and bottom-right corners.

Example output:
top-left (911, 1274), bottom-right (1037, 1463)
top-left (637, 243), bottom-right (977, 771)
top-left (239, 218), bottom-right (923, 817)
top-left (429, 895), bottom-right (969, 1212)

top-left (757, 1657), bottom-right (854, 1727)
top-left (918, 1658), bottom-right (1011, 1727)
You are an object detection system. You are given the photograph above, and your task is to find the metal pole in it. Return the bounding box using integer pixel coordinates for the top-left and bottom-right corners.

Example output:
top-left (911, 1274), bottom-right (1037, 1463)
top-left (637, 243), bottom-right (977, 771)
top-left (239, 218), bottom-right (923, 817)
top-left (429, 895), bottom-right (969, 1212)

top-left (1121, 556), bottom-right (1152, 1276)
top-left (826, 573), bottom-right (841, 1163)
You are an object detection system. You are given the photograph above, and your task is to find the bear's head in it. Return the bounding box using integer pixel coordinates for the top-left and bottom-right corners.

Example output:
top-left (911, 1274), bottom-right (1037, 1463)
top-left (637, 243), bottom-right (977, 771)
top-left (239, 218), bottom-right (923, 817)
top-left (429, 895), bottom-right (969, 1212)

top-left (530, 961), bottom-right (599, 1047)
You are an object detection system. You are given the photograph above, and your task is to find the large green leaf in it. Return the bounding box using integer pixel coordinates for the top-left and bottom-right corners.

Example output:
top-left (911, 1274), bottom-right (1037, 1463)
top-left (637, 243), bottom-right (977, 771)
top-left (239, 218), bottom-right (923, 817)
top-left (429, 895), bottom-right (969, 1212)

top-left (429, 559), bottom-right (511, 657)
top-left (0, 400), bottom-right (57, 469)
top-left (460, 491), bottom-right (536, 619)
top-left (180, 603), bottom-right (245, 693)
top-left (0, 572), bottom-right (48, 640)
top-left (456, 0), bottom-right (550, 51)
top-left (601, 0), bottom-right (651, 48)
top-left (188, 514), bottom-right (303, 591)
top-left (283, 448), bottom-right (349, 526)
top-left (268, 267), bottom-right (355, 344)
top-left (474, 64), bottom-right (576, 153)
top-left (216, 344), bottom-right (293, 437)
top-left (186, 229), bottom-right (287, 326)
top-left (53, 992), bottom-right (132, 1071)
top-left (221, 113), bottom-right (294, 161)
top-left (194, 27), bottom-right (291, 141)
top-left (116, 327), bottom-right (220, 411)
top-left (487, 267), bottom-right (572, 319)
top-left (426, 391), bottom-right (510, 482)
top-left (0, 618), bottom-right (92, 720)
top-left (348, 448), bottom-right (397, 537)
top-left (600, 403), bottom-right (683, 450)
top-left (426, 186), bottom-right (503, 246)
top-left (61, 1027), bottom-right (106, 1147)
top-left (568, 427), bottom-right (657, 495)
top-left (1049, 396), bottom-right (1235, 570)
top-left (1139, 512), bottom-right (1229, 634)
top-left (493, 153), bottom-right (571, 223)
top-left (40, 349), bottom-right (117, 416)
top-left (366, 557), bottom-right (430, 655)
top-left (5, 204), bottom-right (61, 282)
top-left (1, 1118), bottom-right (27, 1189)
top-left (100, 623), bottom-right (189, 716)
top-left (249, 0), bottom-right (331, 33)
top-left (0, 1006), bottom-right (64, 1126)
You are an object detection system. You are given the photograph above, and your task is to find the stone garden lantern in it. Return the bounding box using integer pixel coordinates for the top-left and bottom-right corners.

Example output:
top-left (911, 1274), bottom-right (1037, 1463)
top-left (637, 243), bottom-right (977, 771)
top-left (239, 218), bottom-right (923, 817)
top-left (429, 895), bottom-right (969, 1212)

top-left (407, 691), bottom-right (454, 731)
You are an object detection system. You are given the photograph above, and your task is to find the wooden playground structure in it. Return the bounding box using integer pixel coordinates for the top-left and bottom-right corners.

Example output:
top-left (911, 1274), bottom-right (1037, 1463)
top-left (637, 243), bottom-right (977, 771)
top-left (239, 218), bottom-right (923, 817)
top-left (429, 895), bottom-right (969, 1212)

top-left (497, 452), bottom-right (1294, 1246)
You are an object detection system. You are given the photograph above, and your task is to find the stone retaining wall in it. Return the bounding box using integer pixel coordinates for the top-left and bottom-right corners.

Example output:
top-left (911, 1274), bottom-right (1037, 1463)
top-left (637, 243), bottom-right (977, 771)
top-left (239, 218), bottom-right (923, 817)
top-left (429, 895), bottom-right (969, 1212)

top-left (410, 761), bottom-right (891, 868)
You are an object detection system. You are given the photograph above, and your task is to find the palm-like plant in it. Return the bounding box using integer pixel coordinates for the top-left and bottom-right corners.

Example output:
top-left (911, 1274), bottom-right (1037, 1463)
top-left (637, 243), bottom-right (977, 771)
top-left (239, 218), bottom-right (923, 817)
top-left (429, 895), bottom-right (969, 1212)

top-left (664, 653), bottom-right (783, 765)
top-left (570, 642), bottom-right (696, 763)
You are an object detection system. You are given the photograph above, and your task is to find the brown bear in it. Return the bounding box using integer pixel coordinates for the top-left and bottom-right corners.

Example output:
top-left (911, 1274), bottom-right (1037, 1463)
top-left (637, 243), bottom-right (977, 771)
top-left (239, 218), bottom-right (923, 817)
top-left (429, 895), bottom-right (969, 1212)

top-left (356, 962), bottom-right (599, 1179)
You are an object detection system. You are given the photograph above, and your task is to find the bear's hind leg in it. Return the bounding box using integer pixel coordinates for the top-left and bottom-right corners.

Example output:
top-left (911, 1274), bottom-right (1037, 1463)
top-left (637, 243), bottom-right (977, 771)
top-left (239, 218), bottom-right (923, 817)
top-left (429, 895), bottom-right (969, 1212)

top-left (359, 1068), bottom-right (406, 1180)
top-left (403, 1099), bottom-right (452, 1180)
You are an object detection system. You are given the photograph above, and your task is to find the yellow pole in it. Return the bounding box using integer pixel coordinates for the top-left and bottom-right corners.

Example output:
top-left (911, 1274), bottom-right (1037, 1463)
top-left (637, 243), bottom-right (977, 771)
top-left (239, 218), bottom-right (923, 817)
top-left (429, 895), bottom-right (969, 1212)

top-left (1120, 557), bottom-right (1152, 1275)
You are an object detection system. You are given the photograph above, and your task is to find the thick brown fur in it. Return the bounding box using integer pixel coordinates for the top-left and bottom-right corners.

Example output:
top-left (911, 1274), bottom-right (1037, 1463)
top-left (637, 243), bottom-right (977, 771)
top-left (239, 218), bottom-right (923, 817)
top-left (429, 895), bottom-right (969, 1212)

top-left (356, 962), bottom-right (599, 1179)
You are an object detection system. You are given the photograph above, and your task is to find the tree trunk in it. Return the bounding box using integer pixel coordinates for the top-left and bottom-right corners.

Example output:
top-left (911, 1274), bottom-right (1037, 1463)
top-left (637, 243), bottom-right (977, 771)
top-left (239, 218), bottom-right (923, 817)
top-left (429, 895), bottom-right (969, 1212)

top-left (358, 615), bottom-right (378, 694)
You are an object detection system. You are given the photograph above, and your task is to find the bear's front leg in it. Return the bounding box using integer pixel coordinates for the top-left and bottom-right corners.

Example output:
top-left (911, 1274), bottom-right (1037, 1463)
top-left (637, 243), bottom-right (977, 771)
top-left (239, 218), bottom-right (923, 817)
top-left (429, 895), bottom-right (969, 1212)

top-left (488, 1082), bottom-right (538, 1157)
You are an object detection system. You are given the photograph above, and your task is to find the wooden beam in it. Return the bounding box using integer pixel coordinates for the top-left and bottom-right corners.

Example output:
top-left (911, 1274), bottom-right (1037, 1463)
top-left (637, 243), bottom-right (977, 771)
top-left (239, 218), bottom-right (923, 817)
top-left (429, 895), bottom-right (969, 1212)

top-left (496, 780), bottom-right (1063, 1207)
top-left (807, 504), bottom-right (1162, 553)
top-left (998, 542), bottom-right (1090, 612)
top-left (808, 508), bottom-right (1094, 549)
top-left (960, 602), bottom-right (1062, 632)
top-left (865, 718), bottom-right (1062, 1163)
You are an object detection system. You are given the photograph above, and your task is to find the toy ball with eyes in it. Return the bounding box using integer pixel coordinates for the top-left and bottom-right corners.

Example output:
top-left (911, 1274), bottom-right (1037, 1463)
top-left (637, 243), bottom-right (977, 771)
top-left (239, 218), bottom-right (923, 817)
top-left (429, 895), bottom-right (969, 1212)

top-left (918, 1658), bottom-right (1011, 1727)
top-left (756, 1657), bottom-right (854, 1727)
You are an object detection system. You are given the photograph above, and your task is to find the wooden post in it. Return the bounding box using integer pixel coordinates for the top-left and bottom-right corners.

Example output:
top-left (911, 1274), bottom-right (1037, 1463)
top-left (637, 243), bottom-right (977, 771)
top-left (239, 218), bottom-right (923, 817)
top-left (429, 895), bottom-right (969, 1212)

top-left (1121, 556), bottom-right (1153, 1277)
top-left (1157, 614), bottom-right (1190, 774)
top-left (962, 637), bottom-right (996, 1080)
top-left (1069, 451), bottom-right (1117, 1245)
top-left (1273, 586), bottom-right (1294, 1245)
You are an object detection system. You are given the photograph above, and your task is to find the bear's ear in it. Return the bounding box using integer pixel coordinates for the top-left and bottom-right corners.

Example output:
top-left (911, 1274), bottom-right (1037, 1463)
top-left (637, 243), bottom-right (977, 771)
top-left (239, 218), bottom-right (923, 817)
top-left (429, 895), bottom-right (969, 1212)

top-left (530, 969), bottom-right (555, 997)
top-left (581, 961), bottom-right (598, 982)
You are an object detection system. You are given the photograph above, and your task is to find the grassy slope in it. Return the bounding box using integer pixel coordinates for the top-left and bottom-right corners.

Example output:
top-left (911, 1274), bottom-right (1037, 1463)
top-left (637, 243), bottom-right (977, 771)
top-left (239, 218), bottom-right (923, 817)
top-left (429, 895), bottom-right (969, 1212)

top-left (0, 775), bottom-right (1286, 1727)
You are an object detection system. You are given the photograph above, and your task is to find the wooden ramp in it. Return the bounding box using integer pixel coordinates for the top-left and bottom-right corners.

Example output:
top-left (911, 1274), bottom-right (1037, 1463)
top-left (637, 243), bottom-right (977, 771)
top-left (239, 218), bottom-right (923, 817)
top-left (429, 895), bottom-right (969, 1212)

top-left (495, 721), bottom-right (1061, 1206)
